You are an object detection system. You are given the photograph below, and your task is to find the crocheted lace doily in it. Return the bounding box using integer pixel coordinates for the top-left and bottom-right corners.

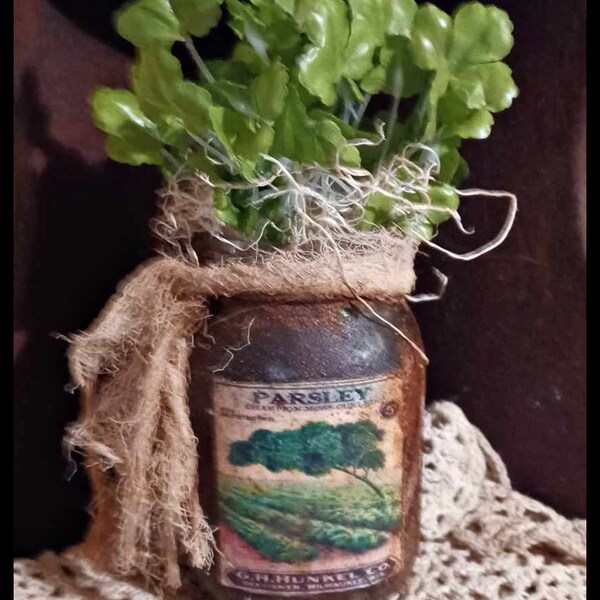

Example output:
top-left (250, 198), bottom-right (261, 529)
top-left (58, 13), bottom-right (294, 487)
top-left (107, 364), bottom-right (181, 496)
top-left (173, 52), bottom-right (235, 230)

top-left (14, 402), bottom-right (586, 600)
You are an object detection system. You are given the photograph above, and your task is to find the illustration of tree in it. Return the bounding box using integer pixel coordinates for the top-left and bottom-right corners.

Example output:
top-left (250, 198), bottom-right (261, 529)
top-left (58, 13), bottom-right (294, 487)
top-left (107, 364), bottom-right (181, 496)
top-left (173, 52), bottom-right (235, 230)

top-left (228, 420), bottom-right (386, 498)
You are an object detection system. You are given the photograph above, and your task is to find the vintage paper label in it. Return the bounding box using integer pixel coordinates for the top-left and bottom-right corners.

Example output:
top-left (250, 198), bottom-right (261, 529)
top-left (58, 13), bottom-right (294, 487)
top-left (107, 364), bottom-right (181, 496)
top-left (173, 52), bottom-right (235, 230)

top-left (214, 375), bottom-right (404, 596)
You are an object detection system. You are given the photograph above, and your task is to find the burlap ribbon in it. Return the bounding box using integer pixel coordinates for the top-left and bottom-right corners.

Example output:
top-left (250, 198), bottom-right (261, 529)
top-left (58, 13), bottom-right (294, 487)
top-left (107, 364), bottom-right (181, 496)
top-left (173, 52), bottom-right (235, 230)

top-left (65, 235), bottom-right (418, 592)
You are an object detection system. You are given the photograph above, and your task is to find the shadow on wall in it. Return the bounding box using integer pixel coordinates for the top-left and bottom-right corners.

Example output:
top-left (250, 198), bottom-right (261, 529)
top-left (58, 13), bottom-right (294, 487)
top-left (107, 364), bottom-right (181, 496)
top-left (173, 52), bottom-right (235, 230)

top-left (14, 71), bottom-right (159, 556)
top-left (412, 0), bottom-right (586, 517)
top-left (47, 0), bottom-right (238, 75)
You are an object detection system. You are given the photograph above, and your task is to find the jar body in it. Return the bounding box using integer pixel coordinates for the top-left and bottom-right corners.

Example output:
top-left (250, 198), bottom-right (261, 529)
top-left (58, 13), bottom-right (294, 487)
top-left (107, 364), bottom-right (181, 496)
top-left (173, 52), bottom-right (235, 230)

top-left (189, 298), bottom-right (425, 600)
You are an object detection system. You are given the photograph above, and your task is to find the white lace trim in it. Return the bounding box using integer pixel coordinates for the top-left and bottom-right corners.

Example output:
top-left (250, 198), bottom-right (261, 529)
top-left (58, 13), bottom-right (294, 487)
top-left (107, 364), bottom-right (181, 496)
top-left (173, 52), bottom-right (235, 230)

top-left (14, 402), bottom-right (586, 600)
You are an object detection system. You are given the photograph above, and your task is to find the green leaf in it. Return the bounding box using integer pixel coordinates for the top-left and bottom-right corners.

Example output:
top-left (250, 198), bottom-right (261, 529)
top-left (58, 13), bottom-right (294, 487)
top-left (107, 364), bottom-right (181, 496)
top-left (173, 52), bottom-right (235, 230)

top-left (343, 77), bottom-right (365, 102)
top-left (406, 216), bottom-right (435, 240)
top-left (91, 88), bottom-right (164, 166)
top-left (272, 87), bottom-right (359, 166)
top-left (449, 77), bottom-right (486, 110)
top-left (213, 189), bottom-right (241, 227)
top-left (437, 83), bottom-right (476, 125)
top-left (238, 206), bottom-right (261, 236)
top-left (235, 122), bottom-right (275, 160)
top-left (340, 145), bottom-right (361, 167)
top-left (208, 105), bottom-right (241, 160)
top-left (115, 0), bottom-right (183, 47)
top-left (315, 117), bottom-right (361, 166)
top-left (422, 68), bottom-right (450, 140)
top-left (207, 59), bottom-right (256, 84)
top-left (105, 128), bottom-right (164, 165)
top-left (446, 109), bottom-right (493, 139)
top-left (295, 0), bottom-right (350, 106)
top-left (343, 0), bottom-right (387, 80)
top-left (459, 62), bottom-right (518, 112)
top-left (186, 149), bottom-right (225, 181)
top-left (175, 81), bottom-right (214, 135)
top-left (309, 109), bottom-right (378, 142)
top-left (209, 106), bottom-right (274, 167)
top-left (91, 88), bottom-right (155, 134)
top-left (364, 193), bottom-right (394, 225)
top-left (229, 187), bottom-right (255, 209)
top-left (344, 0), bottom-right (417, 85)
top-left (226, 0), bottom-right (301, 62)
top-left (410, 2), bottom-right (517, 142)
top-left (227, 0), bottom-right (268, 60)
top-left (207, 81), bottom-right (257, 118)
top-left (272, 0), bottom-right (295, 16)
top-left (449, 3), bottom-right (514, 65)
top-left (250, 61), bottom-right (289, 120)
top-left (155, 114), bottom-right (189, 148)
top-left (452, 155), bottom-right (470, 186)
top-left (171, 0), bottom-right (223, 37)
top-left (437, 144), bottom-right (461, 183)
top-left (386, 0), bottom-right (418, 37)
top-left (426, 184), bottom-right (459, 224)
top-left (131, 44), bottom-right (184, 118)
top-left (272, 87), bottom-right (318, 163)
top-left (231, 42), bottom-right (266, 73)
top-left (360, 65), bottom-right (387, 95)
top-left (410, 4), bottom-right (452, 70)
top-left (361, 36), bottom-right (428, 96)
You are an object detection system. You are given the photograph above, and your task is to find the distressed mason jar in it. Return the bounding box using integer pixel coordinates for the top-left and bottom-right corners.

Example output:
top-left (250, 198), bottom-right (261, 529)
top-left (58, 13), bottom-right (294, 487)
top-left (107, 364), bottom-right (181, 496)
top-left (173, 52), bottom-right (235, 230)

top-left (189, 296), bottom-right (425, 600)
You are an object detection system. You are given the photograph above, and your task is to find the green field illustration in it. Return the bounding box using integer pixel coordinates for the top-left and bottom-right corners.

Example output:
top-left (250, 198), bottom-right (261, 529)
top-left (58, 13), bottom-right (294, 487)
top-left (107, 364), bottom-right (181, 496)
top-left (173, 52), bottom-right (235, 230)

top-left (220, 420), bottom-right (401, 562)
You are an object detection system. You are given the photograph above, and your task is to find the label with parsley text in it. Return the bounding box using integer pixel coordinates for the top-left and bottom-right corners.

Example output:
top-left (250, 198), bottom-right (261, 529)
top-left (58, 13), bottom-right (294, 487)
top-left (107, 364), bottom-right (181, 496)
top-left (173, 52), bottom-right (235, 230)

top-left (214, 375), bottom-right (405, 596)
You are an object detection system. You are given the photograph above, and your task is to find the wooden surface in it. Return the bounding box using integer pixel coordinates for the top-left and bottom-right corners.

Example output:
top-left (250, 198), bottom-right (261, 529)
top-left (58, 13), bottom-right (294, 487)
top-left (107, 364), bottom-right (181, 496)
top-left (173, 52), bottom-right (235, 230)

top-left (14, 0), bottom-right (586, 558)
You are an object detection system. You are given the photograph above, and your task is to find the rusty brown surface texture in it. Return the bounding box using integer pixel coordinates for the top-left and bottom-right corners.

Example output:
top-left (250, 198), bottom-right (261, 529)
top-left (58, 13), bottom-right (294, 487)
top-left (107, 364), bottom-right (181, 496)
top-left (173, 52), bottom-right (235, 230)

top-left (14, 0), bottom-right (585, 560)
top-left (188, 299), bottom-right (425, 599)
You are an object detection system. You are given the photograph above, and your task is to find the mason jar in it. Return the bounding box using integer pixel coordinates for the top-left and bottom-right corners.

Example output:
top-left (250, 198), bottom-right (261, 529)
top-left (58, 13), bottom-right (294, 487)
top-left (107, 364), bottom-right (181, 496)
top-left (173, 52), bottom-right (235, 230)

top-left (188, 296), bottom-right (425, 600)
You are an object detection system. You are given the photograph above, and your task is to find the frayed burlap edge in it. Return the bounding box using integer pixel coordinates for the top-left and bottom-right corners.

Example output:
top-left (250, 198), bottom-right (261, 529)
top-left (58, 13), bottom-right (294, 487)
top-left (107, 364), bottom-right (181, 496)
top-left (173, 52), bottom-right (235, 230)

top-left (65, 233), bottom-right (418, 593)
top-left (17, 402), bottom-right (586, 600)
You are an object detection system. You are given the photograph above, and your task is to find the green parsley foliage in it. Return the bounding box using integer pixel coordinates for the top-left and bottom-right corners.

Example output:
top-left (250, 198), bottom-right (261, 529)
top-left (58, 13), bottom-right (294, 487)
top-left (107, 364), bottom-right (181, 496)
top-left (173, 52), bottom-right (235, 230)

top-left (92, 0), bottom-right (517, 244)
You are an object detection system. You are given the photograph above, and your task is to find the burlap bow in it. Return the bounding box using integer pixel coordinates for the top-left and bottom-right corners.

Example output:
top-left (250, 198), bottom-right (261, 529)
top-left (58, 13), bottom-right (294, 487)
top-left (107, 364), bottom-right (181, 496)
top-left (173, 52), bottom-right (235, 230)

top-left (65, 235), bottom-right (418, 592)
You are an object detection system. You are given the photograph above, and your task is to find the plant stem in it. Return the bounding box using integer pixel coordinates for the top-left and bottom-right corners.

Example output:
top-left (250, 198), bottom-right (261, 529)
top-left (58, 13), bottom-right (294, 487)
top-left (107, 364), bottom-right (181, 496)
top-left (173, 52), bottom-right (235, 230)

top-left (379, 65), bottom-right (404, 167)
top-left (353, 94), bottom-right (371, 128)
top-left (185, 38), bottom-right (215, 83)
top-left (379, 92), bottom-right (400, 167)
top-left (161, 148), bottom-right (180, 169)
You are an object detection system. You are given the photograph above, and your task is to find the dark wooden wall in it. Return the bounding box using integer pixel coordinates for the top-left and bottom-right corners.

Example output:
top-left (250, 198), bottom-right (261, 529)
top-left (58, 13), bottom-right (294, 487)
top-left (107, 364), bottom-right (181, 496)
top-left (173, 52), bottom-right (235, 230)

top-left (14, 0), bottom-right (586, 557)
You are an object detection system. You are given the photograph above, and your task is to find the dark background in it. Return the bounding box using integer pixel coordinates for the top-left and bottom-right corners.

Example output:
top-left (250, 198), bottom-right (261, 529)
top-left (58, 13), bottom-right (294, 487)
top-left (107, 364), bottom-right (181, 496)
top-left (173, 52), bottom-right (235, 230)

top-left (14, 0), bottom-right (586, 556)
